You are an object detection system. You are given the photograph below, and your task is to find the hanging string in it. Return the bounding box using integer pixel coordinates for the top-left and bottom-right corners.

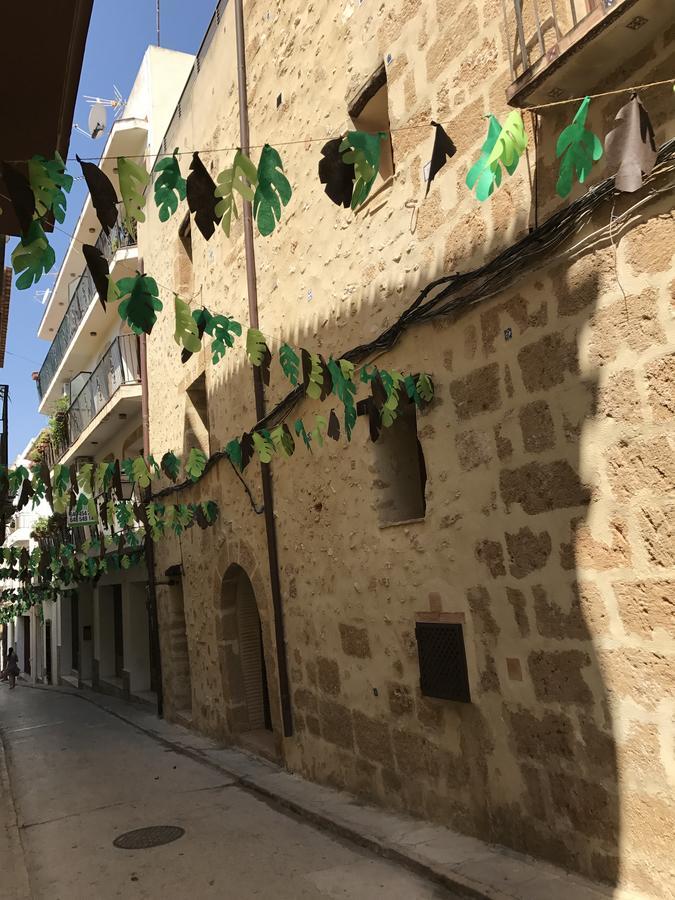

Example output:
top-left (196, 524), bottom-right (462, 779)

top-left (3, 77), bottom-right (672, 166)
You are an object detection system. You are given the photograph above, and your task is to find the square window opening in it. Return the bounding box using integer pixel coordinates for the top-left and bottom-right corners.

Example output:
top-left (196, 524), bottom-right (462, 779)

top-left (184, 371), bottom-right (210, 458)
top-left (348, 62), bottom-right (394, 183)
top-left (415, 622), bottom-right (471, 703)
top-left (372, 394), bottom-right (426, 526)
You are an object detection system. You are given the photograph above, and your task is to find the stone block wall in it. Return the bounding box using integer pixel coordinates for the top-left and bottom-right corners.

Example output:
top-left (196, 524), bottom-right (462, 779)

top-left (140, 1), bottom-right (675, 895)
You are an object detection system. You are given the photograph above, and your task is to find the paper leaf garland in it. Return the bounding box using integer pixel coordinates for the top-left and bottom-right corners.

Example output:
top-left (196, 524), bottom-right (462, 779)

top-left (214, 149), bottom-right (258, 238)
top-left (302, 350), bottom-right (327, 400)
top-left (160, 451), bottom-right (181, 483)
top-left (318, 137), bottom-right (355, 208)
top-left (186, 152), bottom-right (221, 240)
top-left (185, 448), bottom-right (207, 481)
top-left (270, 424), bottom-right (295, 458)
top-left (604, 94), bottom-right (657, 193)
top-left (280, 343), bottom-right (300, 385)
top-left (116, 274), bottom-right (163, 334)
top-left (28, 152), bottom-right (73, 223)
top-left (77, 155), bottom-right (119, 235)
top-left (486, 110), bottom-right (527, 173)
top-left (417, 373), bottom-right (434, 402)
top-left (253, 144), bottom-right (292, 236)
top-left (327, 409), bottom-right (341, 441)
top-left (466, 116), bottom-right (505, 202)
top-left (225, 438), bottom-right (243, 471)
top-left (425, 122), bottom-right (457, 198)
top-left (118, 156), bottom-right (149, 231)
top-left (11, 220), bottom-right (56, 290)
top-left (0, 162), bottom-right (35, 235)
top-left (253, 430), bottom-right (274, 463)
top-left (82, 243), bottom-right (118, 312)
top-left (340, 131), bottom-right (384, 209)
top-left (206, 314), bottom-right (242, 364)
top-left (555, 96), bottom-right (603, 198)
top-left (294, 419), bottom-right (312, 451)
top-left (174, 294), bottom-right (202, 353)
top-left (311, 415), bottom-right (327, 447)
top-left (154, 150), bottom-right (186, 222)
top-left (245, 328), bottom-right (269, 367)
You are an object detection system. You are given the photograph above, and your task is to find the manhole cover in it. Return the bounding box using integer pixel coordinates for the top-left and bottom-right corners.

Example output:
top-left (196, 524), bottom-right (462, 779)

top-left (113, 825), bottom-right (185, 850)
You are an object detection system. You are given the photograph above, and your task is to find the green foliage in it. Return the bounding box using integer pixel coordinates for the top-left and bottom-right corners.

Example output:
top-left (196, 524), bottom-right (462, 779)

top-left (245, 328), bottom-right (269, 367)
top-left (153, 150), bottom-right (186, 222)
top-left (116, 274), bottom-right (163, 334)
top-left (206, 314), bottom-right (242, 363)
top-left (225, 439), bottom-right (242, 471)
top-left (115, 502), bottom-right (134, 530)
top-left (327, 357), bottom-right (357, 439)
top-left (310, 415), bottom-right (327, 447)
top-left (11, 219), bottom-right (56, 290)
top-left (185, 447), bottom-right (207, 481)
top-left (416, 373), bottom-right (434, 403)
top-left (118, 156), bottom-right (150, 230)
top-left (404, 374), bottom-right (421, 408)
top-left (174, 294), bottom-right (202, 353)
top-left (131, 456), bottom-right (151, 489)
top-left (303, 351), bottom-right (325, 400)
top-left (279, 343), bottom-right (300, 384)
top-left (555, 97), bottom-right (603, 198)
top-left (253, 144), bottom-right (292, 236)
top-left (294, 419), bottom-right (312, 451)
top-left (28, 152), bottom-right (72, 222)
top-left (200, 500), bottom-right (219, 525)
top-left (339, 131), bottom-right (384, 209)
top-left (379, 370), bottom-right (404, 428)
top-left (270, 424), bottom-right (295, 458)
top-left (486, 110), bottom-right (527, 173)
top-left (466, 115), bottom-right (506, 202)
top-left (160, 451), bottom-right (181, 483)
top-left (214, 150), bottom-right (258, 237)
top-left (252, 430), bottom-right (274, 463)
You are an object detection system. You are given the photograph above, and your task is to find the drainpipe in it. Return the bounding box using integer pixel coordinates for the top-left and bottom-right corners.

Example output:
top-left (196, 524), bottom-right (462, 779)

top-left (139, 258), bottom-right (164, 718)
top-left (234, 0), bottom-right (293, 738)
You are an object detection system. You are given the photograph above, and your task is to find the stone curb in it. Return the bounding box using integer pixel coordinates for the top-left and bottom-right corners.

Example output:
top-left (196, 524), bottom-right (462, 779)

top-left (0, 722), bottom-right (33, 899)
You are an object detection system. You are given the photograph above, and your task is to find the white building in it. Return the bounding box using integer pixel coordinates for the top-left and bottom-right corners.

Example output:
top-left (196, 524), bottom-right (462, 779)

top-left (33, 46), bottom-right (193, 705)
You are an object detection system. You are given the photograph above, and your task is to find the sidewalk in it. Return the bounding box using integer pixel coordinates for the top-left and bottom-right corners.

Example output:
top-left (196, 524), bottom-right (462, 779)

top-left (22, 682), bottom-right (642, 900)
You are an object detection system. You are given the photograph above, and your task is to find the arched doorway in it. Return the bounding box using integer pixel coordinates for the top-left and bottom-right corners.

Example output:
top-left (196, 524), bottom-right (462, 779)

top-left (221, 565), bottom-right (272, 737)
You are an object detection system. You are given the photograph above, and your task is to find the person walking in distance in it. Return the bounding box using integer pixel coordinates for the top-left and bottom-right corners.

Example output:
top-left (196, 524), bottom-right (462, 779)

top-left (2, 647), bottom-right (20, 689)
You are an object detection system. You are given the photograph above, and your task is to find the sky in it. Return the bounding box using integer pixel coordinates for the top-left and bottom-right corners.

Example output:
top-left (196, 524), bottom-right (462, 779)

top-left (3, 0), bottom-right (217, 463)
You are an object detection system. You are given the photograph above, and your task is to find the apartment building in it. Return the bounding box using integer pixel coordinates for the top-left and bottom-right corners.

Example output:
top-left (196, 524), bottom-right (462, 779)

top-left (34, 46), bottom-right (193, 705)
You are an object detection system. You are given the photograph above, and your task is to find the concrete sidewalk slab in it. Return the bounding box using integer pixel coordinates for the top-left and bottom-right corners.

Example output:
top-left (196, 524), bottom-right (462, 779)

top-left (25, 683), bottom-right (647, 900)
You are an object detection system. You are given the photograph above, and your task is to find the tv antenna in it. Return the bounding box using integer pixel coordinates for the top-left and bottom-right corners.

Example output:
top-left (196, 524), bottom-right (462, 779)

top-left (73, 86), bottom-right (126, 140)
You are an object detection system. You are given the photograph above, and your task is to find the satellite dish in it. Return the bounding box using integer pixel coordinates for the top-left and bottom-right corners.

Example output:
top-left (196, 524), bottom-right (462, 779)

top-left (88, 102), bottom-right (107, 140)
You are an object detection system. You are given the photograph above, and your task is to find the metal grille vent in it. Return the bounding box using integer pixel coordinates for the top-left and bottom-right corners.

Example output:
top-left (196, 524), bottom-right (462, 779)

top-left (113, 825), bottom-right (185, 850)
top-left (415, 622), bottom-right (471, 703)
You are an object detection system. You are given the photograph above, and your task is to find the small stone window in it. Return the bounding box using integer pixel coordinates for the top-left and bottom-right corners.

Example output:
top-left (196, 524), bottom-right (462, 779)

top-left (174, 212), bottom-right (193, 297)
top-left (348, 62), bottom-right (394, 184)
top-left (415, 618), bottom-right (471, 703)
top-left (184, 372), bottom-right (210, 457)
top-left (372, 395), bottom-right (426, 526)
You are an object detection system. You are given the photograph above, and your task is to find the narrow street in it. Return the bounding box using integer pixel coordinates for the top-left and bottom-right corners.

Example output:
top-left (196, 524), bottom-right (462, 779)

top-left (0, 686), bottom-right (456, 900)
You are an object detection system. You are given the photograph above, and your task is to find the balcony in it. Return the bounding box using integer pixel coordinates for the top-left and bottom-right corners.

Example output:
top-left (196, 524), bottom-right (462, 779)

top-left (36, 222), bottom-right (136, 401)
top-left (44, 335), bottom-right (142, 466)
top-left (503, 0), bottom-right (667, 106)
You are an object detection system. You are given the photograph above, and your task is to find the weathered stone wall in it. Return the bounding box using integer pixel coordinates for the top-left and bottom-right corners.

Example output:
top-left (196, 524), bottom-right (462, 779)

top-left (140, 1), bottom-right (674, 895)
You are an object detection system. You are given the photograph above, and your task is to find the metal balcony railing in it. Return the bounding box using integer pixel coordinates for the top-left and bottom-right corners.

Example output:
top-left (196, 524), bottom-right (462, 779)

top-left (502, 0), bottom-right (602, 81)
top-left (68, 334), bottom-right (141, 447)
top-left (36, 221), bottom-right (136, 400)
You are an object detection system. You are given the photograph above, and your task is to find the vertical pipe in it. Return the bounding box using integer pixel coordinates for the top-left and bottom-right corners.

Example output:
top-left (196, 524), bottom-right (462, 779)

top-left (139, 299), bottom-right (163, 718)
top-left (156, 0), bottom-right (161, 46)
top-left (234, 0), bottom-right (293, 738)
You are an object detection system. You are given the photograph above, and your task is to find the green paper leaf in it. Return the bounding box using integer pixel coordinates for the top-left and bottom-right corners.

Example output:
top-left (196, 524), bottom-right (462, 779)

top-left (253, 144), bottom-right (292, 236)
top-left (466, 115), bottom-right (504, 202)
top-left (246, 328), bottom-right (269, 367)
top-left (417, 373), bottom-right (434, 403)
top-left (185, 447), bottom-right (207, 481)
top-left (270, 424), bottom-right (295, 458)
top-left (28, 152), bottom-right (72, 223)
top-left (116, 274), bottom-right (163, 335)
top-left (174, 294), bottom-right (202, 353)
top-left (121, 555), bottom-right (132, 570)
top-left (118, 156), bottom-right (150, 231)
top-left (154, 150), bottom-right (186, 222)
top-left (206, 314), bottom-right (242, 363)
top-left (359, 364), bottom-right (378, 384)
top-left (339, 131), bottom-right (384, 209)
top-left (555, 97), bottom-right (603, 198)
top-left (201, 500), bottom-right (219, 525)
top-left (132, 456), bottom-right (151, 489)
top-left (115, 501), bottom-right (134, 529)
top-left (302, 350), bottom-right (326, 400)
top-left (214, 149), bottom-right (258, 237)
top-left (486, 110), bottom-right (527, 173)
top-left (11, 220), bottom-right (56, 290)
top-left (225, 439), bottom-right (243, 471)
top-left (294, 419), bottom-right (312, 451)
top-left (327, 357), bottom-right (357, 439)
top-left (404, 374), bottom-right (422, 408)
top-left (160, 451), bottom-right (181, 483)
top-left (252, 430), bottom-right (274, 463)
top-left (280, 342), bottom-right (300, 385)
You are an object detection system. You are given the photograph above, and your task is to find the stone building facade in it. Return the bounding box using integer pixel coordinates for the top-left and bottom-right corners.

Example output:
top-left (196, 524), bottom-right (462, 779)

top-left (139, 1), bottom-right (674, 896)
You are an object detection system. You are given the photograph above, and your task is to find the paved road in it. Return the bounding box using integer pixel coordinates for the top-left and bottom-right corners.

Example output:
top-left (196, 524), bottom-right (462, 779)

top-left (0, 685), bottom-right (455, 900)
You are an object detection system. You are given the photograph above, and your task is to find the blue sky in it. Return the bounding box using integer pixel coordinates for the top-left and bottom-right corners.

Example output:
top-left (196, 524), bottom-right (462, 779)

top-left (3, 0), bottom-right (217, 462)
